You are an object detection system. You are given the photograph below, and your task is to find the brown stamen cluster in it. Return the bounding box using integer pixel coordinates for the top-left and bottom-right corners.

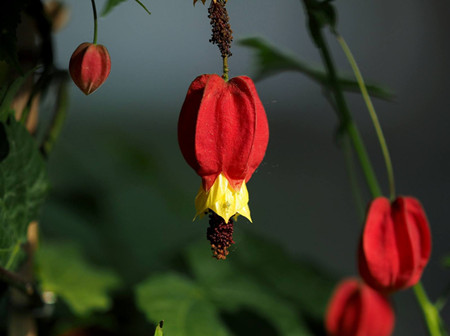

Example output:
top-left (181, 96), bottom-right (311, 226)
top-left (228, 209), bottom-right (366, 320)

top-left (207, 211), bottom-right (235, 260)
top-left (208, 0), bottom-right (233, 58)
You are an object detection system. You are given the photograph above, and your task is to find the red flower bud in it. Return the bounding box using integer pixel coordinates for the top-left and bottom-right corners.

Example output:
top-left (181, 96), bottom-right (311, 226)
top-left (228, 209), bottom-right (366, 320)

top-left (325, 278), bottom-right (395, 336)
top-left (69, 42), bottom-right (111, 95)
top-left (358, 197), bottom-right (432, 293)
top-left (178, 74), bottom-right (269, 223)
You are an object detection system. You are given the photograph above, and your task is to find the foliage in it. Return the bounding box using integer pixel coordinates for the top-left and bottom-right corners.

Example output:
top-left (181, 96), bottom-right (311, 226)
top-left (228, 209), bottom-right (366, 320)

top-left (0, 117), bottom-right (48, 270)
top-left (102, 0), bottom-right (151, 16)
top-left (135, 234), bottom-right (335, 336)
top-left (238, 37), bottom-right (394, 100)
top-left (37, 241), bottom-right (120, 316)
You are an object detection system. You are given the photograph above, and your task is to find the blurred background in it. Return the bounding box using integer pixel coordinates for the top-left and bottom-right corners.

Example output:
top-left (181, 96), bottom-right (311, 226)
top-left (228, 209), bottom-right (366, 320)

top-left (25, 0), bottom-right (450, 334)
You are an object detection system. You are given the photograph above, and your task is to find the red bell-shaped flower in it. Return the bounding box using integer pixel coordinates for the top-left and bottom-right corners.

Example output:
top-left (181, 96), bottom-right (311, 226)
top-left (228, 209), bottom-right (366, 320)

top-left (325, 278), bottom-right (395, 336)
top-left (358, 196), bottom-right (432, 293)
top-left (69, 42), bottom-right (111, 95)
top-left (178, 74), bottom-right (269, 259)
top-left (178, 74), bottom-right (269, 223)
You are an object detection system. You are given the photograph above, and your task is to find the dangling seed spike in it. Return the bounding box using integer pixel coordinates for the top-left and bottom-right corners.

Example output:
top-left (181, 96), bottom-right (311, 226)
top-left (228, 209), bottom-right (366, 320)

top-left (207, 210), bottom-right (235, 260)
top-left (208, 0), bottom-right (233, 58)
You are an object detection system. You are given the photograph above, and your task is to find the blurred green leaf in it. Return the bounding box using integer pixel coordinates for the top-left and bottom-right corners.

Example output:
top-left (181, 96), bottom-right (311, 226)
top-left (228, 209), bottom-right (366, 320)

top-left (0, 118), bottom-right (48, 270)
top-left (37, 241), bottom-right (120, 316)
top-left (232, 234), bottom-right (335, 320)
top-left (135, 0), bottom-right (151, 15)
top-left (0, 68), bottom-right (36, 122)
top-left (239, 37), bottom-right (394, 100)
top-left (102, 0), bottom-right (150, 16)
top-left (102, 0), bottom-right (127, 16)
top-left (154, 321), bottom-right (164, 336)
top-left (303, 0), bottom-right (337, 47)
top-left (443, 256), bottom-right (450, 268)
top-left (136, 273), bottom-right (230, 336)
top-left (187, 240), bottom-right (314, 336)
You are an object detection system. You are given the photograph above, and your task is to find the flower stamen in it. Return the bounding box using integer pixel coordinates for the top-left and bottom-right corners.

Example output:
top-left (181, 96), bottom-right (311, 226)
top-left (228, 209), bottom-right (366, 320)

top-left (207, 210), bottom-right (235, 260)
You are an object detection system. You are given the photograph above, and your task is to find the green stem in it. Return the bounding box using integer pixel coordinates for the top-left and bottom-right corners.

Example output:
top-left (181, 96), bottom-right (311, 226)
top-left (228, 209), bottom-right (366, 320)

top-left (336, 34), bottom-right (396, 200)
top-left (222, 56), bottom-right (229, 81)
top-left (342, 136), bottom-right (365, 220)
top-left (91, 0), bottom-right (98, 44)
top-left (314, 29), bottom-right (382, 199)
top-left (41, 78), bottom-right (69, 157)
top-left (414, 283), bottom-right (448, 336)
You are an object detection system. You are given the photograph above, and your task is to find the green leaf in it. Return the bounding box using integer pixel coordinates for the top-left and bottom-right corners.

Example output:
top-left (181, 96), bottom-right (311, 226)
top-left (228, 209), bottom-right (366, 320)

top-left (135, 0), bottom-right (151, 15)
top-left (302, 0), bottom-right (337, 48)
top-left (37, 241), bottom-right (120, 316)
top-left (102, 0), bottom-right (150, 17)
top-left (0, 118), bottom-right (48, 270)
top-left (442, 256), bottom-right (450, 268)
top-left (154, 321), bottom-right (164, 336)
top-left (0, 68), bottom-right (37, 122)
top-left (186, 238), bottom-right (315, 336)
top-left (135, 273), bottom-right (230, 336)
top-left (232, 234), bottom-right (336, 320)
top-left (239, 37), bottom-right (394, 100)
top-left (101, 0), bottom-right (127, 16)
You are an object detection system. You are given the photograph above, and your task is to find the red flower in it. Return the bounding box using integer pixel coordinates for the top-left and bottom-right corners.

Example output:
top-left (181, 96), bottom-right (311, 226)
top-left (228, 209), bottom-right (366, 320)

top-left (69, 42), bottom-right (111, 95)
top-left (178, 74), bottom-right (269, 259)
top-left (325, 278), bottom-right (395, 336)
top-left (178, 74), bottom-right (269, 223)
top-left (358, 197), bottom-right (432, 293)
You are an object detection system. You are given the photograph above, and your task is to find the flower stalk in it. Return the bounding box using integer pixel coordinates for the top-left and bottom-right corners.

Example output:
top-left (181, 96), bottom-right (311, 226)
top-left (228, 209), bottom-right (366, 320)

top-left (91, 0), bottom-right (98, 45)
top-left (310, 25), bottom-right (382, 198)
top-left (336, 34), bottom-right (396, 200)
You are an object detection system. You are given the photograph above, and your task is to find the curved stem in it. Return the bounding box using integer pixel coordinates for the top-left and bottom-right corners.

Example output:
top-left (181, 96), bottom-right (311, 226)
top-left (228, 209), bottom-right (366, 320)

top-left (336, 34), bottom-right (396, 200)
top-left (91, 0), bottom-right (98, 44)
top-left (414, 282), bottom-right (448, 336)
top-left (314, 29), bottom-right (382, 199)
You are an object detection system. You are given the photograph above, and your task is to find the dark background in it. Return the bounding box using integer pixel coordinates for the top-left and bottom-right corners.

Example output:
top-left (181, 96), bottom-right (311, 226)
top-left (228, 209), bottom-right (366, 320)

top-left (45, 0), bottom-right (450, 334)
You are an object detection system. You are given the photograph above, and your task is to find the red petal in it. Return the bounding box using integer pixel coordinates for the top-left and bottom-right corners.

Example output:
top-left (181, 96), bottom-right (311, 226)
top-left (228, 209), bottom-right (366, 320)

top-left (69, 43), bottom-right (111, 95)
top-left (178, 74), bottom-right (269, 191)
top-left (392, 197), bottom-right (431, 288)
top-left (358, 197), bottom-right (399, 291)
top-left (325, 278), bottom-right (395, 336)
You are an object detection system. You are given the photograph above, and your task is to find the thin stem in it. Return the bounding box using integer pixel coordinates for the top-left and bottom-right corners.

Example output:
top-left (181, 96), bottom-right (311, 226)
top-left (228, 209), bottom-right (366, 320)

top-left (222, 56), bottom-right (229, 81)
top-left (314, 28), bottom-right (382, 199)
top-left (413, 282), bottom-right (448, 336)
top-left (342, 136), bottom-right (365, 220)
top-left (91, 0), bottom-right (98, 44)
top-left (41, 77), bottom-right (69, 157)
top-left (336, 34), bottom-right (396, 200)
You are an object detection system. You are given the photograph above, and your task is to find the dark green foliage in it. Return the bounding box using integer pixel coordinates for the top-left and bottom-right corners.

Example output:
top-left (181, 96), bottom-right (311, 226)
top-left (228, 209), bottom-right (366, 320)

top-left (102, 0), bottom-right (151, 16)
top-left (135, 234), bottom-right (335, 336)
top-left (238, 37), bottom-right (394, 101)
top-left (0, 118), bottom-right (48, 269)
top-left (302, 0), bottom-right (336, 48)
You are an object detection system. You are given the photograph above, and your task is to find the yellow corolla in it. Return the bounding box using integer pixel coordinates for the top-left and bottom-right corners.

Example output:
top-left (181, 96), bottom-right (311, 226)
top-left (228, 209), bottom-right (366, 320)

top-left (194, 173), bottom-right (252, 223)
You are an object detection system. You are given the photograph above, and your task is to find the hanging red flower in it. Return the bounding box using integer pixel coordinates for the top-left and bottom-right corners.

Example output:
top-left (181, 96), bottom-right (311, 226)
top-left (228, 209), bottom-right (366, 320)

top-left (358, 196), bottom-right (432, 293)
top-left (178, 74), bottom-right (269, 259)
top-left (325, 278), bottom-right (395, 336)
top-left (69, 42), bottom-right (111, 95)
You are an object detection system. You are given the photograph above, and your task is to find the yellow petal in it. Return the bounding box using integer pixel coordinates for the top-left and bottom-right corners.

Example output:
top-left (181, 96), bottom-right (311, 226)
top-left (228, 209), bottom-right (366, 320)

top-left (194, 173), bottom-right (252, 223)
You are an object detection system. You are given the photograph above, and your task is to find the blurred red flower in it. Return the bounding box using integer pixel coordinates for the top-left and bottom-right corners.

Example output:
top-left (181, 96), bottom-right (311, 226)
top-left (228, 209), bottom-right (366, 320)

top-left (325, 278), bottom-right (395, 336)
top-left (358, 196), bottom-right (432, 292)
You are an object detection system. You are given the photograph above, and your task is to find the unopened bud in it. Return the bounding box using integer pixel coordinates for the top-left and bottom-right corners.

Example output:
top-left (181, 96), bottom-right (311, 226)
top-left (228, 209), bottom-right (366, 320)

top-left (69, 42), bottom-right (111, 95)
